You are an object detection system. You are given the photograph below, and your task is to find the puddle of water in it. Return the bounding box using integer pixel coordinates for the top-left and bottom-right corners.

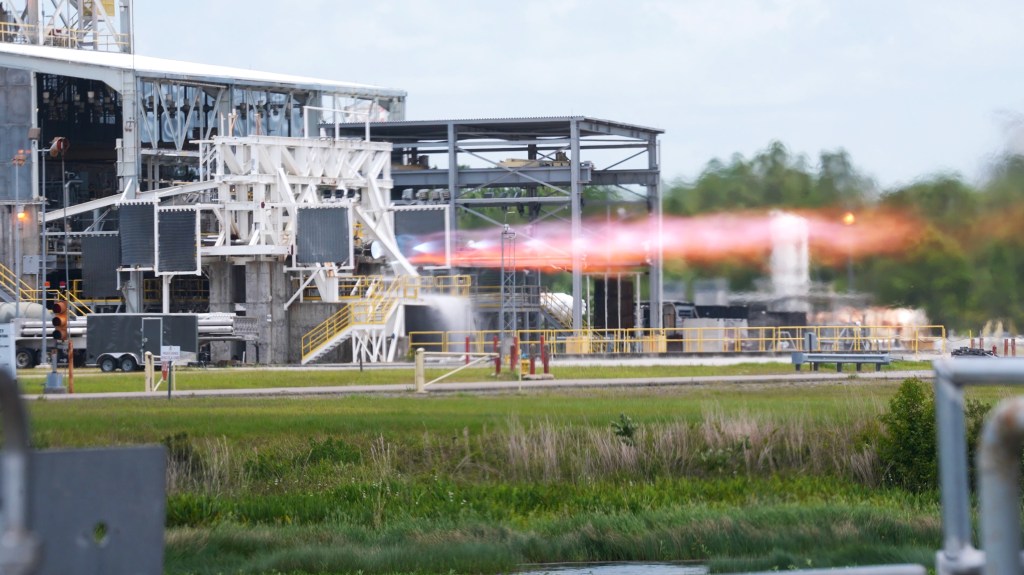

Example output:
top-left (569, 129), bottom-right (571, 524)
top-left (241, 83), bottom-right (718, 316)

top-left (517, 562), bottom-right (708, 575)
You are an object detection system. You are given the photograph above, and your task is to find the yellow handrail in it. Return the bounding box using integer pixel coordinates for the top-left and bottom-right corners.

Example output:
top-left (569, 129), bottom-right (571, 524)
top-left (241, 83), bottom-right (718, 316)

top-left (0, 261), bottom-right (34, 302)
top-left (409, 325), bottom-right (949, 356)
top-left (300, 275), bottom-right (475, 362)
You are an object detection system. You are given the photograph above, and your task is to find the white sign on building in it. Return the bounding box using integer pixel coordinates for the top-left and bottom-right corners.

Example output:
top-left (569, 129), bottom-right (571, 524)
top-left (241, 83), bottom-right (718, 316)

top-left (0, 323), bottom-right (16, 380)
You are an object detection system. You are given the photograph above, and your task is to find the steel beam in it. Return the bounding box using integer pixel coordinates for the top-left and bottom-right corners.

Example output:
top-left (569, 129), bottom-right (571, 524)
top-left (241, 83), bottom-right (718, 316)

top-left (570, 119), bottom-right (583, 331)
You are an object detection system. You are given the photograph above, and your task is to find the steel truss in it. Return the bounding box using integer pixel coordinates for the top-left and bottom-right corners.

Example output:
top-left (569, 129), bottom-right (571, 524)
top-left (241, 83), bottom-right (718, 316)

top-left (331, 117), bottom-right (665, 330)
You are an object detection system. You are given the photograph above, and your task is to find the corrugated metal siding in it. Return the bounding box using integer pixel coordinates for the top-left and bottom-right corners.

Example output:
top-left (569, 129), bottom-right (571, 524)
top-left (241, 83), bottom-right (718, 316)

top-left (81, 235), bottom-right (120, 298)
top-left (119, 204), bottom-right (155, 267)
top-left (157, 209), bottom-right (197, 273)
top-left (0, 67), bottom-right (32, 202)
top-left (296, 206), bottom-right (350, 264)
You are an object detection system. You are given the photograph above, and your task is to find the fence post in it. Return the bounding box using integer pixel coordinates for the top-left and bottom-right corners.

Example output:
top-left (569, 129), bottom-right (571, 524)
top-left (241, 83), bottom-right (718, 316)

top-left (414, 348), bottom-right (426, 393)
top-left (541, 334), bottom-right (549, 374)
top-left (1005, 339), bottom-right (1010, 357)
top-left (144, 351), bottom-right (154, 392)
top-left (529, 353), bottom-right (536, 375)
top-left (465, 336), bottom-right (470, 365)
top-left (493, 336), bottom-right (501, 375)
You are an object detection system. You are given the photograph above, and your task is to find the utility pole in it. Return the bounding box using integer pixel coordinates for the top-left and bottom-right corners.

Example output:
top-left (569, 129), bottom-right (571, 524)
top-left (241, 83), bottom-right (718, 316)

top-left (12, 149), bottom-right (27, 319)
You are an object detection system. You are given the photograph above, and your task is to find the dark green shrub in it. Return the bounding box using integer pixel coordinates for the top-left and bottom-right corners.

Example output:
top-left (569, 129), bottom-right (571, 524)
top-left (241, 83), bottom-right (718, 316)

top-left (878, 377), bottom-right (989, 492)
top-left (611, 413), bottom-right (638, 447)
top-left (162, 432), bottom-right (205, 478)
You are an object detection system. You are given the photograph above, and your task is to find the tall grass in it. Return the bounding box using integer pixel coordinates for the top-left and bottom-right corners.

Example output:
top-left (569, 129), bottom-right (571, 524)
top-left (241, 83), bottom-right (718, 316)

top-left (153, 408), bottom-right (884, 502)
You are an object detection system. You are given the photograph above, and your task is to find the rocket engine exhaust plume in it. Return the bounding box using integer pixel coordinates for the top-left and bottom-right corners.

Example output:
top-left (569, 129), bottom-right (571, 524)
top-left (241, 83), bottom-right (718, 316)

top-left (406, 208), bottom-right (922, 271)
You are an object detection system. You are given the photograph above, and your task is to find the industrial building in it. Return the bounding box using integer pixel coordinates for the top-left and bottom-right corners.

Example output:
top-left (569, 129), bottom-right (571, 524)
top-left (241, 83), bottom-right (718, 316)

top-left (0, 1), bottom-right (665, 366)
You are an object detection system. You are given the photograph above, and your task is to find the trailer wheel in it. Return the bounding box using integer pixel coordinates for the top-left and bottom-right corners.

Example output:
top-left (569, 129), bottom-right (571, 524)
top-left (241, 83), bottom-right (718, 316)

top-left (119, 356), bottom-right (138, 373)
top-left (98, 356), bottom-right (117, 373)
top-left (15, 348), bottom-right (37, 370)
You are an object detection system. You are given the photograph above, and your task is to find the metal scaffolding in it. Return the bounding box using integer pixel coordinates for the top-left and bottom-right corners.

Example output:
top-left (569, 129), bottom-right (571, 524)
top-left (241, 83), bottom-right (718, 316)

top-left (330, 116), bottom-right (665, 331)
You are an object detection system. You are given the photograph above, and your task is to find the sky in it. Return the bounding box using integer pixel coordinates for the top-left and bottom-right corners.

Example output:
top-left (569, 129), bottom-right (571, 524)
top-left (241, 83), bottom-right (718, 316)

top-left (133, 0), bottom-right (1024, 190)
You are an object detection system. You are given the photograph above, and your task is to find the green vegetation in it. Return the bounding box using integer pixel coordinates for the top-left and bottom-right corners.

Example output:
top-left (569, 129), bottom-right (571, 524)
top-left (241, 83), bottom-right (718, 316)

top-left (24, 378), bottom-right (1011, 574)
top-left (16, 359), bottom-right (931, 394)
top-left (663, 142), bottom-right (1024, 332)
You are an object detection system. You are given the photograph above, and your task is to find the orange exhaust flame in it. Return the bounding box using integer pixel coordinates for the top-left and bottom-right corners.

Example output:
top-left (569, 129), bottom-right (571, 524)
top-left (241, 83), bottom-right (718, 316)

top-left (406, 208), bottom-right (922, 270)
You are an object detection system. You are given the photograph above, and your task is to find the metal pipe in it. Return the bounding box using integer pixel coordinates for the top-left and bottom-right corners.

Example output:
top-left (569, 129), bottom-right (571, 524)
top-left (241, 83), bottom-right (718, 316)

top-left (932, 358), bottom-right (1024, 575)
top-left (0, 371), bottom-right (39, 573)
top-left (979, 397), bottom-right (1024, 575)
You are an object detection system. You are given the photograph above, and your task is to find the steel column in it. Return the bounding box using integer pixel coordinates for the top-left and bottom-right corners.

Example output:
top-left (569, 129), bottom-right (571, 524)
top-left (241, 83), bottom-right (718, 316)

top-left (447, 122), bottom-right (458, 249)
top-left (570, 119), bottom-right (583, 331)
top-left (648, 134), bottom-right (663, 329)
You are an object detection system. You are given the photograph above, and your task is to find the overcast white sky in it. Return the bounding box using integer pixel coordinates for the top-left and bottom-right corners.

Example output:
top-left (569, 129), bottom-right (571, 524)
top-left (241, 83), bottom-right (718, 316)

top-left (134, 0), bottom-right (1024, 190)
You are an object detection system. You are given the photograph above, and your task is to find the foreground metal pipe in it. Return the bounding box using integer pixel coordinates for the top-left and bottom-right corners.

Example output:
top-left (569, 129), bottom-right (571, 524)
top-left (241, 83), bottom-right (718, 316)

top-left (740, 566), bottom-right (927, 575)
top-left (932, 358), bottom-right (1024, 575)
top-left (0, 370), bottom-right (38, 574)
top-left (980, 397), bottom-right (1024, 575)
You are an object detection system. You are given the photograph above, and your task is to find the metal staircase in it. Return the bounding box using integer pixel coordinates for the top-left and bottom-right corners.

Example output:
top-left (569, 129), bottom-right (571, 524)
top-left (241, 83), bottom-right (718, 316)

top-left (0, 260), bottom-right (93, 317)
top-left (0, 261), bottom-right (32, 304)
top-left (300, 275), bottom-right (473, 365)
top-left (300, 278), bottom-right (405, 364)
top-left (540, 290), bottom-right (586, 329)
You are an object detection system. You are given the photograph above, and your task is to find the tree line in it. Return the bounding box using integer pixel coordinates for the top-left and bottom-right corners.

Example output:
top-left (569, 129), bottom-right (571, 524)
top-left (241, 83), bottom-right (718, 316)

top-left (663, 141), bottom-right (1024, 333)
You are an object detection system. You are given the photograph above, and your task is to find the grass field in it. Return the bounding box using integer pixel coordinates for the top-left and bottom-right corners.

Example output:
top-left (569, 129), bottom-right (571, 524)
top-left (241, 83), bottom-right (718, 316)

top-left (22, 366), bottom-right (992, 575)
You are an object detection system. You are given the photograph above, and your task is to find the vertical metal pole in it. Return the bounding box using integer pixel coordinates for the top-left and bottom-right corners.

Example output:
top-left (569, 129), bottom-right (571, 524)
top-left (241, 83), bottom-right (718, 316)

top-left (38, 144), bottom-right (46, 361)
top-left (14, 161), bottom-right (21, 320)
top-left (493, 335), bottom-right (500, 375)
top-left (414, 348), bottom-right (425, 393)
top-left (648, 134), bottom-right (663, 329)
top-left (979, 397), bottom-right (1024, 575)
top-left (933, 364), bottom-right (973, 563)
top-left (162, 275), bottom-right (171, 313)
top-left (570, 119), bottom-right (583, 332)
top-left (61, 155), bottom-right (68, 291)
top-left (447, 122), bottom-right (458, 261)
top-left (0, 370), bottom-right (39, 572)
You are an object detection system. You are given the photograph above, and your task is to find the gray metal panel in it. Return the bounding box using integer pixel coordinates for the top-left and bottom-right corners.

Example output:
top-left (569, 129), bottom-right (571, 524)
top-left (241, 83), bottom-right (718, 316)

top-left (20, 447), bottom-right (166, 575)
top-left (157, 209), bottom-right (197, 273)
top-left (81, 235), bottom-right (121, 298)
top-left (119, 204), bottom-right (155, 267)
top-left (85, 314), bottom-right (199, 364)
top-left (394, 208), bottom-right (445, 261)
top-left (0, 67), bottom-right (32, 202)
top-left (296, 206), bottom-right (350, 264)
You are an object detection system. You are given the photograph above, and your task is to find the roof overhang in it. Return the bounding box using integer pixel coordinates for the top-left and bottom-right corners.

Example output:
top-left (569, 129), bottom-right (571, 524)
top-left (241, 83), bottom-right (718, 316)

top-left (0, 43), bottom-right (406, 100)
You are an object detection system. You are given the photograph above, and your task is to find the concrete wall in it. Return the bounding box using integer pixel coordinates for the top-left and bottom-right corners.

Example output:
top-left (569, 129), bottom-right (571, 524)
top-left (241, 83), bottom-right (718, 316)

top-left (0, 67), bottom-right (40, 285)
top-left (244, 260), bottom-right (292, 364)
top-left (0, 67), bottom-right (31, 203)
top-left (288, 302), bottom-right (351, 364)
top-left (208, 261), bottom-right (239, 362)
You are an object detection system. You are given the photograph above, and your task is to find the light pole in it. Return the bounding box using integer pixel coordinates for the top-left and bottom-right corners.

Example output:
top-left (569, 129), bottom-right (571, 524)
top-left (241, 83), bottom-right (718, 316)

top-left (11, 150), bottom-right (26, 319)
top-left (30, 133), bottom-right (48, 362)
top-left (499, 224), bottom-right (517, 347)
top-left (842, 211), bottom-right (855, 292)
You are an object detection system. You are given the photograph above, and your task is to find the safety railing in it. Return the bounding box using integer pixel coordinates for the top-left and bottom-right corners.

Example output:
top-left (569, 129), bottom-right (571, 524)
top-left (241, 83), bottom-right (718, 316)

top-left (409, 324), bottom-right (948, 357)
top-left (0, 21), bottom-right (131, 52)
top-left (0, 260), bottom-right (33, 303)
top-left (301, 276), bottom-right (413, 361)
top-left (539, 290), bottom-right (576, 329)
top-left (301, 305), bottom-right (355, 360)
top-left (299, 274), bottom-right (472, 301)
top-left (0, 261), bottom-right (93, 317)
